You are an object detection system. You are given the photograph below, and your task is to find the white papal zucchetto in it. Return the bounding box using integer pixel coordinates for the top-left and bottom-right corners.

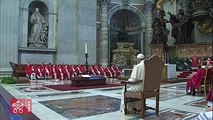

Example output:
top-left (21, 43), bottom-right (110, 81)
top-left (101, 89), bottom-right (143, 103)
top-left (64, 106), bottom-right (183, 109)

top-left (137, 53), bottom-right (145, 59)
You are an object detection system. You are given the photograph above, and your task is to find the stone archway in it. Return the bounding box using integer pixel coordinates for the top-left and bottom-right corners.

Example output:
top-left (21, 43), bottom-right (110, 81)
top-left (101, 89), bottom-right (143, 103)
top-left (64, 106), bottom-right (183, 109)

top-left (18, 0), bottom-right (57, 64)
top-left (107, 5), bottom-right (146, 67)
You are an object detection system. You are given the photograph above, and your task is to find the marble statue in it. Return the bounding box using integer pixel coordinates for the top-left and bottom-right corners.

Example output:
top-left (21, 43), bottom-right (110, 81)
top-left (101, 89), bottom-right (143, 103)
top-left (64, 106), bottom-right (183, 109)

top-left (112, 42), bottom-right (139, 68)
top-left (151, 10), bottom-right (170, 44)
top-left (168, 9), bottom-right (188, 44)
top-left (112, 53), bottom-right (127, 66)
top-left (28, 8), bottom-right (48, 47)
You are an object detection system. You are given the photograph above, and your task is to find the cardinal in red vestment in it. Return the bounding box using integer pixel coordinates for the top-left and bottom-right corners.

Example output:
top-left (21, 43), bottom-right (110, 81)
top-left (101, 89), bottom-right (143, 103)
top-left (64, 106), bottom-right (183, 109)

top-left (186, 68), bottom-right (206, 95)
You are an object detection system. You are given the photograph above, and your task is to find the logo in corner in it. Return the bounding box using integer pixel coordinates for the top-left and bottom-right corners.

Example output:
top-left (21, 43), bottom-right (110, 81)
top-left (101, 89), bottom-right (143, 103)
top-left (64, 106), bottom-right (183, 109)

top-left (10, 99), bottom-right (32, 114)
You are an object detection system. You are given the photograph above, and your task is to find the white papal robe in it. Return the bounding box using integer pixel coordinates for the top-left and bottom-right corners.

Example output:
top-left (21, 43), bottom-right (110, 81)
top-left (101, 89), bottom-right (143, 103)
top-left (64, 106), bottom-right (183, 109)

top-left (120, 60), bottom-right (145, 113)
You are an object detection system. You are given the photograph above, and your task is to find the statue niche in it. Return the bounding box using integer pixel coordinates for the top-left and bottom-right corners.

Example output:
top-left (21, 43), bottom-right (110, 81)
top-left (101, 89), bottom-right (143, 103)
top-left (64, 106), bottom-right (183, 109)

top-left (110, 9), bottom-right (142, 68)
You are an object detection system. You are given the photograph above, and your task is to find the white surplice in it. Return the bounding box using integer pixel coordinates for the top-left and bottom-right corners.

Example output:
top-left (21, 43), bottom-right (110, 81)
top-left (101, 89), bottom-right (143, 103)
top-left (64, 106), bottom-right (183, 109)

top-left (120, 60), bottom-right (145, 113)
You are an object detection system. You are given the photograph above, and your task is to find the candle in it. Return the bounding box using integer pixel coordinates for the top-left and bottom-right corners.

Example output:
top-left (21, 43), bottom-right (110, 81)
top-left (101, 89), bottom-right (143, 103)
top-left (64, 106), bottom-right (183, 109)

top-left (85, 43), bottom-right (88, 54)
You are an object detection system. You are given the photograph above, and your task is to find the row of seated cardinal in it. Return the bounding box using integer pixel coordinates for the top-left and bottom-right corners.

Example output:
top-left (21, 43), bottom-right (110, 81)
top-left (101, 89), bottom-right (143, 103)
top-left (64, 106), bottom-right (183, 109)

top-left (25, 64), bottom-right (122, 80)
top-left (192, 56), bottom-right (213, 70)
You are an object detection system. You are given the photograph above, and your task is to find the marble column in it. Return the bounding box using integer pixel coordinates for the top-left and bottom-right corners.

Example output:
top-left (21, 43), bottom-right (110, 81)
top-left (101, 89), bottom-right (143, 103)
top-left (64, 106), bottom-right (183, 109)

top-left (145, 1), bottom-right (154, 56)
top-left (100, 0), bottom-right (109, 67)
top-left (19, 7), bottom-right (29, 47)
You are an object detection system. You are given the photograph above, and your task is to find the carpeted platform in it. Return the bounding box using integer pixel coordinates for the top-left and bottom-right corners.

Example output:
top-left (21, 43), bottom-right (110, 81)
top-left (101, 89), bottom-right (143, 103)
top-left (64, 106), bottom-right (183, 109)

top-left (177, 71), bottom-right (193, 79)
top-left (44, 84), bottom-right (122, 91)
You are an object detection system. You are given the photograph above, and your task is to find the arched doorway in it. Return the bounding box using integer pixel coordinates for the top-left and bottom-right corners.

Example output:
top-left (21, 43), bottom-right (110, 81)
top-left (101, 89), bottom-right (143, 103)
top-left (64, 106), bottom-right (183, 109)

top-left (109, 9), bottom-right (143, 68)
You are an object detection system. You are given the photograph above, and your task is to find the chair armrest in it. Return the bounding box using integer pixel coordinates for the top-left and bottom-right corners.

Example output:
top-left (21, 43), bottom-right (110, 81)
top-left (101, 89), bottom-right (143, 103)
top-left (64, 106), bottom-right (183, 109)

top-left (120, 80), bottom-right (142, 84)
top-left (120, 80), bottom-right (143, 92)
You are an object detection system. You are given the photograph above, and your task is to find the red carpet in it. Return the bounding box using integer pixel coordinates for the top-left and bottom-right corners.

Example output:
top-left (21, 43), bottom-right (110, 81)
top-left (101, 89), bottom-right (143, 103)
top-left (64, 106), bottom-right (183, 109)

top-left (182, 71), bottom-right (193, 74)
top-left (177, 75), bottom-right (189, 78)
top-left (177, 71), bottom-right (193, 78)
top-left (44, 84), bottom-right (122, 91)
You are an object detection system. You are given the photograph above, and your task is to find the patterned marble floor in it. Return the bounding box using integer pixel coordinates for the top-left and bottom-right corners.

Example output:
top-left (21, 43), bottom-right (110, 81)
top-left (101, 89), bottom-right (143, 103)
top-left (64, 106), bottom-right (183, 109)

top-left (0, 79), bottom-right (209, 120)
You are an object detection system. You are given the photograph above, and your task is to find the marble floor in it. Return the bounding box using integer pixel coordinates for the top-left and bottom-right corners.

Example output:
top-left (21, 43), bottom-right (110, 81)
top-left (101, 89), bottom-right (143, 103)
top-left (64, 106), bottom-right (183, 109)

top-left (0, 79), bottom-right (209, 120)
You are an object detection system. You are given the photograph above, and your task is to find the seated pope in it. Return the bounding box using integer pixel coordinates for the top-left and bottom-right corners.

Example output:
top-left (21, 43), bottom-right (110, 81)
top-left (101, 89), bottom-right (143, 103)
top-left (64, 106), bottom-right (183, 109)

top-left (120, 53), bottom-right (145, 113)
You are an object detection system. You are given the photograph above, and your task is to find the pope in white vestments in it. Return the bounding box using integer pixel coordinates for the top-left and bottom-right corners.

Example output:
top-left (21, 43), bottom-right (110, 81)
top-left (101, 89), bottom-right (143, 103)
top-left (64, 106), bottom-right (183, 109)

top-left (120, 53), bottom-right (145, 113)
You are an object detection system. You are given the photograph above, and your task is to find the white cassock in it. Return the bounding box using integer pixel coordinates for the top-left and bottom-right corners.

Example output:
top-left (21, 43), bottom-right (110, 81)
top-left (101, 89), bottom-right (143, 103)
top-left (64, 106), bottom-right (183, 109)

top-left (120, 60), bottom-right (145, 113)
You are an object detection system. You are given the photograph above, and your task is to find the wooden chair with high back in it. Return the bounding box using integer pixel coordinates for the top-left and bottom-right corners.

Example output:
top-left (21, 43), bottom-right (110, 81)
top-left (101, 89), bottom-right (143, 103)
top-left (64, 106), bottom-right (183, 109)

top-left (123, 55), bottom-right (165, 119)
top-left (200, 68), bottom-right (213, 97)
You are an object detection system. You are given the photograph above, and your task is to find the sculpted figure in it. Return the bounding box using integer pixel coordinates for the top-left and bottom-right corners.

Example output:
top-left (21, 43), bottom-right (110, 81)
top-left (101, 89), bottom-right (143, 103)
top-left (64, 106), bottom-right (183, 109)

top-left (169, 9), bottom-right (188, 44)
top-left (112, 53), bottom-right (127, 66)
top-left (28, 8), bottom-right (48, 47)
top-left (151, 10), bottom-right (170, 44)
top-left (118, 26), bottom-right (129, 42)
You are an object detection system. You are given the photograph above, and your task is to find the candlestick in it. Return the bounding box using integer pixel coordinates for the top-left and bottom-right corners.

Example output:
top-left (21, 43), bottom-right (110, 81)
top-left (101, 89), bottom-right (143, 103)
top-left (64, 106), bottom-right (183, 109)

top-left (85, 43), bottom-right (88, 54)
top-left (85, 53), bottom-right (88, 74)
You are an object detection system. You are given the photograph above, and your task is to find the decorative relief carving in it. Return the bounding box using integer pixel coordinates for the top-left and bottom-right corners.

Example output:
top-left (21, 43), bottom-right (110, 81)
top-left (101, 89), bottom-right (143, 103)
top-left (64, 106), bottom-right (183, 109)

top-left (151, 43), bottom-right (213, 58)
top-left (112, 42), bottom-right (139, 68)
top-left (150, 44), bottom-right (164, 57)
top-left (195, 18), bottom-right (213, 34)
top-left (176, 44), bottom-right (212, 58)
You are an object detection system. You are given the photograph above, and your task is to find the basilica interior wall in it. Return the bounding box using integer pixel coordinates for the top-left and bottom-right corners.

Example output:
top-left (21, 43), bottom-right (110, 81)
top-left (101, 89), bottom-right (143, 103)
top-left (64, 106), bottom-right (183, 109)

top-left (57, 0), bottom-right (97, 65)
top-left (57, 0), bottom-right (79, 65)
top-left (0, 0), bottom-right (20, 73)
top-left (0, 0), bottom-right (97, 76)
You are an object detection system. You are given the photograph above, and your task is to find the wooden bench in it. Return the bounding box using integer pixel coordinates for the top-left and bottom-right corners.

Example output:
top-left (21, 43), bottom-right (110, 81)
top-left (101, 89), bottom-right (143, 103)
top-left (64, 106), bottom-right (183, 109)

top-left (9, 62), bottom-right (29, 83)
